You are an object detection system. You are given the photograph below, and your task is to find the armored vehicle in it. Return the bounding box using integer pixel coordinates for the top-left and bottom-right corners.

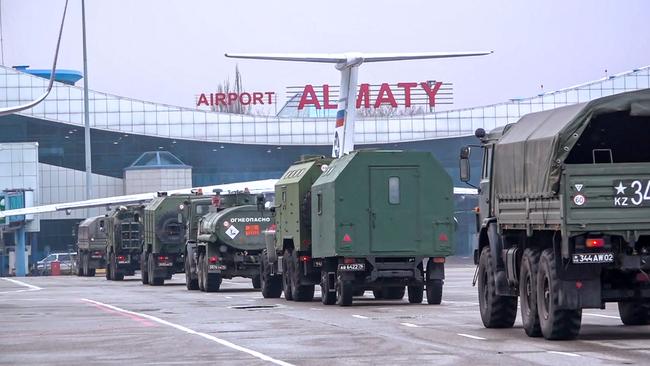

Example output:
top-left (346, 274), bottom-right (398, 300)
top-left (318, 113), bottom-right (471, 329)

top-left (76, 216), bottom-right (107, 277)
top-left (261, 151), bottom-right (455, 306)
top-left (186, 192), bottom-right (272, 292)
top-left (104, 205), bottom-right (144, 281)
top-left (140, 193), bottom-right (203, 286)
top-left (460, 89), bottom-right (650, 340)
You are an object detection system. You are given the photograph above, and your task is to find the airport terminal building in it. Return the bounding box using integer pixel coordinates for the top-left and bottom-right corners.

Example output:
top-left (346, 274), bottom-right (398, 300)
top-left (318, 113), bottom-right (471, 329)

top-left (1, 64), bottom-right (649, 260)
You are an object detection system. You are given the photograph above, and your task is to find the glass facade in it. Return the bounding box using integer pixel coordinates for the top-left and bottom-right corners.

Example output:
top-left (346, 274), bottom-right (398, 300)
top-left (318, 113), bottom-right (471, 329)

top-left (1, 64), bottom-right (648, 256)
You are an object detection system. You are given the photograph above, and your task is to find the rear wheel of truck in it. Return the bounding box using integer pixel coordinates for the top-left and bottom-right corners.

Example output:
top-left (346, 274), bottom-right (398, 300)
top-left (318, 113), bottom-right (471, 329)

top-left (282, 251), bottom-right (294, 301)
top-left (201, 253), bottom-right (221, 292)
top-left (408, 285), bottom-right (424, 303)
top-left (260, 251), bottom-right (282, 298)
top-left (77, 256), bottom-right (83, 276)
top-left (618, 301), bottom-right (650, 325)
top-left (320, 269), bottom-right (336, 305)
top-left (426, 280), bottom-right (443, 305)
top-left (520, 248), bottom-right (542, 337)
top-left (185, 254), bottom-right (199, 290)
top-left (148, 253), bottom-right (164, 286)
top-left (81, 253), bottom-right (89, 277)
top-left (197, 253), bottom-right (205, 291)
top-left (478, 247), bottom-right (517, 328)
top-left (373, 290), bottom-right (384, 299)
top-left (112, 253), bottom-right (124, 281)
top-left (140, 252), bottom-right (149, 285)
top-left (336, 277), bottom-right (353, 306)
top-left (105, 254), bottom-right (111, 280)
top-left (383, 286), bottom-right (405, 300)
top-left (537, 248), bottom-right (581, 340)
top-left (252, 275), bottom-right (261, 289)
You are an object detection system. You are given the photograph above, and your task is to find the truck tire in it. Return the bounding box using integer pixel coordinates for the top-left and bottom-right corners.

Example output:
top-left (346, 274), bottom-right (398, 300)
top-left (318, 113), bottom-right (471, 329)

top-left (140, 252), bottom-right (149, 285)
top-left (408, 285), bottom-right (424, 303)
top-left (197, 253), bottom-right (205, 291)
top-left (520, 248), bottom-right (542, 337)
top-left (260, 251), bottom-right (282, 298)
top-left (105, 255), bottom-right (111, 280)
top-left (204, 272), bottom-right (222, 292)
top-left (148, 253), bottom-right (164, 286)
top-left (282, 251), bottom-right (294, 301)
top-left (320, 269), bottom-right (336, 305)
top-left (336, 278), bottom-right (353, 306)
top-left (373, 290), bottom-right (384, 299)
top-left (252, 275), bottom-right (261, 289)
top-left (383, 286), bottom-right (405, 300)
top-left (537, 248), bottom-right (582, 340)
top-left (426, 279), bottom-right (443, 305)
top-left (478, 246), bottom-right (517, 328)
top-left (77, 256), bottom-right (83, 277)
top-left (185, 254), bottom-right (199, 290)
top-left (112, 253), bottom-right (124, 281)
top-left (81, 253), bottom-right (88, 277)
top-left (618, 301), bottom-right (650, 325)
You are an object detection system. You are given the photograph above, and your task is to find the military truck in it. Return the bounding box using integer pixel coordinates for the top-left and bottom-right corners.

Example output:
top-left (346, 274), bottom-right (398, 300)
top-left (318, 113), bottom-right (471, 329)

top-left (76, 216), bottom-right (107, 277)
top-left (105, 205), bottom-right (144, 281)
top-left (185, 191), bottom-right (272, 292)
top-left (460, 89), bottom-right (650, 340)
top-left (261, 151), bottom-right (455, 306)
top-left (140, 193), bottom-right (206, 286)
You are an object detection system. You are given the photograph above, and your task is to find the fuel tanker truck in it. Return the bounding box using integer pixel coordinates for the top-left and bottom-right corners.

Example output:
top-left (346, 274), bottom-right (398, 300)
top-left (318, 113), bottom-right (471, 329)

top-left (186, 191), bottom-right (272, 292)
top-left (76, 216), bottom-right (107, 277)
top-left (261, 151), bottom-right (455, 306)
top-left (460, 89), bottom-right (650, 340)
top-left (140, 193), bottom-right (211, 286)
top-left (104, 205), bottom-right (144, 281)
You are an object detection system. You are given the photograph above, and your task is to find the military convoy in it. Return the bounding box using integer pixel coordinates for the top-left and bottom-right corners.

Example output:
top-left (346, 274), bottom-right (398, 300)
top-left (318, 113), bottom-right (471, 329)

top-left (104, 205), bottom-right (144, 281)
top-left (460, 89), bottom-right (650, 340)
top-left (261, 151), bottom-right (455, 306)
top-left (76, 216), bottom-right (107, 277)
top-left (186, 191), bottom-right (272, 292)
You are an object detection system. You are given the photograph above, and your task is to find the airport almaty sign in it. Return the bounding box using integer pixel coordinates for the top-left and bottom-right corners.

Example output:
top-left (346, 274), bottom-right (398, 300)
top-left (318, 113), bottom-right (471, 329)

top-left (196, 81), bottom-right (453, 109)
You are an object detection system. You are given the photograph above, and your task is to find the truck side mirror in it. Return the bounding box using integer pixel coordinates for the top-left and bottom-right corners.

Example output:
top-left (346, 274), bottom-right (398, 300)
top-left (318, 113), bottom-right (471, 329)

top-left (460, 146), bottom-right (471, 182)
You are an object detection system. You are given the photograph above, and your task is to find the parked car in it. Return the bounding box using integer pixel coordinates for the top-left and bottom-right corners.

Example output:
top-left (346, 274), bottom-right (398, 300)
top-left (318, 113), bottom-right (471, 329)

top-left (34, 252), bottom-right (77, 275)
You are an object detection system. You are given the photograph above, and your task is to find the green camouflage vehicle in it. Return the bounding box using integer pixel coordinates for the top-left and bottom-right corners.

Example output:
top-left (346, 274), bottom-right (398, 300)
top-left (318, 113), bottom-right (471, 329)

top-left (105, 205), bottom-right (144, 281)
top-left (76, 216), bottom-right (107, 277)
top-left (460, 89), bottom-right (650, 340)
top-left (186, 191), bottom-right (272, 292)
top-left (140, 193), bottom-right (210, 286)
top-left (261, 151), bottom-right (455, 306)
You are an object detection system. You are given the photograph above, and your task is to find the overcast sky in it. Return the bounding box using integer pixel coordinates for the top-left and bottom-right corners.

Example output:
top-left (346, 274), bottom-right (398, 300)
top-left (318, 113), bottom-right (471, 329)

top-left (3, 0), bottom-right (650, 112)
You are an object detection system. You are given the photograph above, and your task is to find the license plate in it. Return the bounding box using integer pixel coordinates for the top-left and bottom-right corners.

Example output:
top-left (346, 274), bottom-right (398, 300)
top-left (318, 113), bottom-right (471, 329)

top-left (91, 255), bottom-right (103, 259)
top-left (208, 264), bottom-right (226, 271)
top-left (572, 253), bottom-right (614, 264)
top-left (157, 262), bottom-right (173, 267)
top-left (338, 263), bottom-right (366, 271)
top-left (118, 260), bottom-right (129, 264)
top-left (613, 179), bottom-right (650, 207)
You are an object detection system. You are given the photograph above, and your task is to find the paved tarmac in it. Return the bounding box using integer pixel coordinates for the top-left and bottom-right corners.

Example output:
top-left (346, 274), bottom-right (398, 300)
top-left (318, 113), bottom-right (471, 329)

top-left (1, 262), bottom-right (649, 365)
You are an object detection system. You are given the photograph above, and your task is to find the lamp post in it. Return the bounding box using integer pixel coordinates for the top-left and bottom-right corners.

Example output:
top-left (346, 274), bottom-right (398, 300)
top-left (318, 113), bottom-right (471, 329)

top-left (81, 0), bottom-right (92, 201)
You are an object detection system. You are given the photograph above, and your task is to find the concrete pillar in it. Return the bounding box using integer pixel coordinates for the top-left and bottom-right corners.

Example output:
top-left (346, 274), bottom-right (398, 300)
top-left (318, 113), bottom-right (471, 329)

top-left (15, 227), bottom-right (26, 277)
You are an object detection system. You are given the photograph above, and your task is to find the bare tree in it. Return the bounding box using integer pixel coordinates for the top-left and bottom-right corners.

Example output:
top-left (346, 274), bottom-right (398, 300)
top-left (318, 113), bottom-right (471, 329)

top-left (211, 65), bottom-right (252, 115)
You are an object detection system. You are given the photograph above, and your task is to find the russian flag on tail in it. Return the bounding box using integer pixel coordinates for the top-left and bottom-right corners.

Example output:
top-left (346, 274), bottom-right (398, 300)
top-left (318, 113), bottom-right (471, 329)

top-left (335, 110), bottom-right (346, 127)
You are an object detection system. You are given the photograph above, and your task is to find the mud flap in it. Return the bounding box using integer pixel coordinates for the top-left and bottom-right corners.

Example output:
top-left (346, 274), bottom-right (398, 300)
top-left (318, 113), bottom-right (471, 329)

top-left (557, 278), bottom-right (602, 310)
top-left (487, 224), bottom-right (512, 296)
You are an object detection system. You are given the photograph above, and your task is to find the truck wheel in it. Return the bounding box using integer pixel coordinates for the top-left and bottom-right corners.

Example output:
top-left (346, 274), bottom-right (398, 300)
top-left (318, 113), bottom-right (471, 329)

top-left (140, 252), bottom-right (149, 285)
top-left (185, 254), bottom-right (199, 290)
top-left (148, 253), bottom-right (164, 286)
top-left (204, 273), bottom-right (222, 292)
top-left (252, 275), bottom-right (261, 289)
top-left (320, 269), bottom-right (336, 305)
top-left (478, 247), bottom-right (517, 328)
top-left (336, 277), bottom-right (353, 306)
top-left (383, 286), bottom-right (405, 300)
top-left (618, 301), bottom-right (650, 325)
top-left (112, 254), bottom-right (124, 281)
top-left (282, 252), bottom-right (294, 301)
top-left (537, 248), bottom-right (582, 340)
top-left (105, 254), bottom-right (112, 280)
top-left (293, 284), bottom-right (315, 302)
top-left (373, 289), bottom-right (384, 300)
top-left (82, 253), bottom-right (88, 277)
top-left (197, 253), bottom-right (205, 291)
top-left (426, 280), bottom-right (443, 305)
top-left (260, 252), bottom-right (282, 298)
top-left (520, 249), bottom-right (542, 337)
top-left (87, 266), bottom-right (96, 277)
top-left (77, 256), bottom-right (83, 276)
top-left (408, 285), bottom-right (424, 303)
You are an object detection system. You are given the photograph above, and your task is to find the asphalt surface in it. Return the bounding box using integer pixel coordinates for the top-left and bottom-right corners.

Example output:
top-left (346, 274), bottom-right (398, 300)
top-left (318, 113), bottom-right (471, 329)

top-left (1, 262), bottom-right (650, 365)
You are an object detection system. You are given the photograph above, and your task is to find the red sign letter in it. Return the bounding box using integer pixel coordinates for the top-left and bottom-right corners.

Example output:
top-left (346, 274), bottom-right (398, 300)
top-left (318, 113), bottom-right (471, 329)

top-left (397, 82), bottom-right (417, 108)
top-left (298, 85), bottom-right (321, 110)
top-left (356, 83), bottom-right (370, 109)
top-left (265, 92), bottom-right (275, 104)
top-left (197, 93), bottom-right (209, 106)
top-left (374, 83), bottom-right (398, 108)
top-left (420, 81), bottom-right (443, 107)
top-left (323, 84), bottom-right (337, 109)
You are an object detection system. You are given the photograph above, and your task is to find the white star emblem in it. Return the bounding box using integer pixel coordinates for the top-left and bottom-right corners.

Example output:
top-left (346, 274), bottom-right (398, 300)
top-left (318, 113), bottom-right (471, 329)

top-left (615, 182), bottom-right (627, 195)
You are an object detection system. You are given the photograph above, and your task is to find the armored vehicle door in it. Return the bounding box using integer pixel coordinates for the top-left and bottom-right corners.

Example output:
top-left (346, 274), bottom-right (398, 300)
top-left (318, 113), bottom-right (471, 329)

top-left (369, 167), bottom-right (420, 252)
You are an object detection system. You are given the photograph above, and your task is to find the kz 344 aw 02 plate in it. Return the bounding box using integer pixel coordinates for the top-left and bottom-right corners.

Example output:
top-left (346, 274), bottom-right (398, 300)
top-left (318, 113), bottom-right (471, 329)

top-left (572, 253), bottom-right (614, 264)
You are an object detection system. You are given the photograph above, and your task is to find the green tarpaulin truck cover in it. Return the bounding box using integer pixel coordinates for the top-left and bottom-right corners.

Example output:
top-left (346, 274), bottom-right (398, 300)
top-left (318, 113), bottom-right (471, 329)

top-left (493, 88), bottom-right (650, 199)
